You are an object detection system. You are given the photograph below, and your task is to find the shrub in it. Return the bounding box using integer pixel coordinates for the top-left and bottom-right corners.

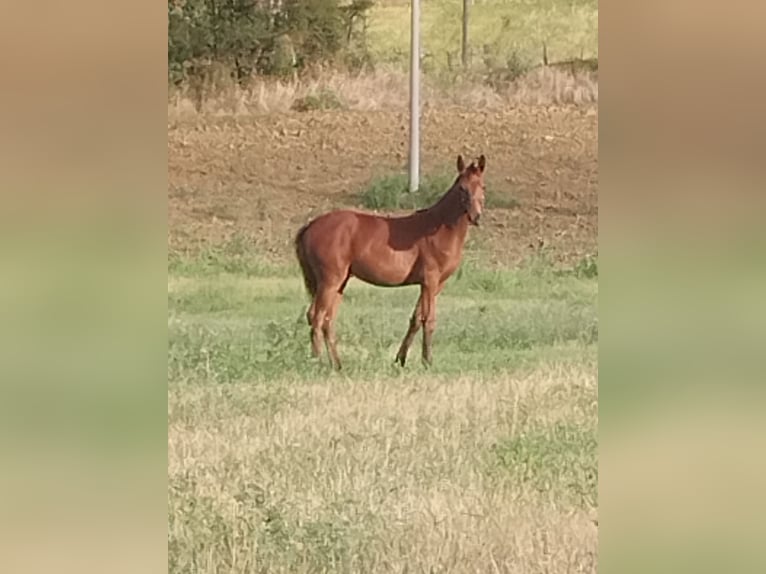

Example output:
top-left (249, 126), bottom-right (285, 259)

top-left (357, 173), bottom-right (453, 210)
top-left (573, 254), bottom-right (598, 278)
top-left (167, 0), bottom-right (374, 84)
top-left (484, 50), bottom-right (532, 91)
top-left (291, 88), bottom-right (346, 112)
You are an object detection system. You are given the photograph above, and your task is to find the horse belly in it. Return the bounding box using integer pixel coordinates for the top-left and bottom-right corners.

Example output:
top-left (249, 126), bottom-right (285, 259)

top-left (350, 248), bottom-right (419, 286)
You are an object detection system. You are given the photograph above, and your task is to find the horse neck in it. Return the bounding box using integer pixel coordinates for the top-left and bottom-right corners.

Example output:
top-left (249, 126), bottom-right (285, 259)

top-left (421, 183), bottom-right (469, 236)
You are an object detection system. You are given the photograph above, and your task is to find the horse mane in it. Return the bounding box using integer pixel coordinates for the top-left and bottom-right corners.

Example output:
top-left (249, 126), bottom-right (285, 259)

top-left (363, 164), bottom-right (476, 220)
top-left (413, 168), bottom-right (472, 225)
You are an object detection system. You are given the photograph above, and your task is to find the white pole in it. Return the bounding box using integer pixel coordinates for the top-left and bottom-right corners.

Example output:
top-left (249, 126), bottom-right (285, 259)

top-left (408, 0), bottom-right (420, 193)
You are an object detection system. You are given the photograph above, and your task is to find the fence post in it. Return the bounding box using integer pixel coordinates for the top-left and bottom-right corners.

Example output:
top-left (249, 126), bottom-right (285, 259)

top-left (462, 0), bottom-right (470, 68)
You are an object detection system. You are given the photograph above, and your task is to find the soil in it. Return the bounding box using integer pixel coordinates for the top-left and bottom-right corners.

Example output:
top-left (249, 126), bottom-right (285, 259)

top-left (168, 106), bottom-right (597, 266)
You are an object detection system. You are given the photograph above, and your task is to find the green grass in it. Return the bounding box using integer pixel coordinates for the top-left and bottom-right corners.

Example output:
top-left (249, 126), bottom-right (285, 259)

top-left (368, 0), bottom-right (598, 72)
top-left (168, 252), bottom-right (596, 382)
top-left (490, 422), bottom-right (597, 507)
top-left (168, 246), bottom-right (598, 573)
top-left (357, 171), bottom-right (519, 211)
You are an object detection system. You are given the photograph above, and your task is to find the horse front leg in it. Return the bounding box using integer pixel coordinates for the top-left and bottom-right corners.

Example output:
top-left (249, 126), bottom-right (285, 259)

top-left (421, 281), bottom-right (441, 366)
top-left (395, 292), bottom-right (423, 367)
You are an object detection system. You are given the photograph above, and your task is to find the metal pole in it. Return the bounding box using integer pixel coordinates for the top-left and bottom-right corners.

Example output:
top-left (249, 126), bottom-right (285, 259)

top-left (408, 0), bottom-right (420, 193)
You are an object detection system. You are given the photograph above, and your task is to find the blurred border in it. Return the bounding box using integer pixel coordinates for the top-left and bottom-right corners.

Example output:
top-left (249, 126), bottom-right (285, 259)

top-left (600, 2), bottom-right (766, 572)
top-left (0, 2), bottom-right (167, 573)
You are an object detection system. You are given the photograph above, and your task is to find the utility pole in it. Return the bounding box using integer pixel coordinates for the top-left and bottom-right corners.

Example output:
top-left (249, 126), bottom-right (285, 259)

top-left (408, 0), bottom-right (420, 192)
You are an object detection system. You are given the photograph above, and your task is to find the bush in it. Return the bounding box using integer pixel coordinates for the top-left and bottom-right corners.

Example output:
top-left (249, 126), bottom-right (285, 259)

top-left (167, 0), bottom-right (374, 85)
top-left (357, 173), bottom-right (453, 210)
top-left (483, 50), bottom-right (532, 91)
top-left (573, 254), bottom-right (598, 278)
top-left (291, 88), bottom-right (346, 112)
top-left (168, 0), bottom-right (273, 86)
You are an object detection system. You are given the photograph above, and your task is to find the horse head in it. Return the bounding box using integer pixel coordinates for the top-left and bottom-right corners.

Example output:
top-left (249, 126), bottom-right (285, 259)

top-left (456, 154), bottom-right (486, 226)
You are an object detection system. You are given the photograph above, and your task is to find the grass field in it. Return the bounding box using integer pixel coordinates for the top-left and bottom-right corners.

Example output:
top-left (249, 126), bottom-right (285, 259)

top-left (168, 52), bottom-right (599, 570)
top-left (368, 0), bottom-right (598, 71)
top-left (168, 245), bottom-right (598, 572)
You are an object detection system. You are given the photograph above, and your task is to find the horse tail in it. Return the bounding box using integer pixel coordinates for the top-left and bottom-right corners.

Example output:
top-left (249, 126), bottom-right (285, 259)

top-left (294, 222), bottom-right (317, 300)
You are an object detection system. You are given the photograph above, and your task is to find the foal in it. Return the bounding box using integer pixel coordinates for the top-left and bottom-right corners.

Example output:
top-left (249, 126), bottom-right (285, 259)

top-left (295, 154), bottom-right (486, 369)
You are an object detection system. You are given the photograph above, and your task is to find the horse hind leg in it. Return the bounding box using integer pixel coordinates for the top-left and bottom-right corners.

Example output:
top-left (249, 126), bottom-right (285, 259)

top-left (309, 301), bottom-right (325, 359)
top-left (309, 289), bottom-right (329, 360)
top-left (306, 300), bottom-right (316, 326)
top-left (311, 284), bottom-right (343, 369)
top-left (317, 272), bottom-right (350, 370)
top-left (322, 291), bottom-right (343, 370)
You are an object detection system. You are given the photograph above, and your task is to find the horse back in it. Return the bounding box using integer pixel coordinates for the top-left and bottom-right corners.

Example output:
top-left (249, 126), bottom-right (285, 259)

top-left (303, 209), bottom-right (423, 286)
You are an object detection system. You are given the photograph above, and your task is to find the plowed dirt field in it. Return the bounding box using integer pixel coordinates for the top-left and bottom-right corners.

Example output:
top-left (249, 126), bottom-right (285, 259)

top-left (168, 106), bottom-right (597, 266)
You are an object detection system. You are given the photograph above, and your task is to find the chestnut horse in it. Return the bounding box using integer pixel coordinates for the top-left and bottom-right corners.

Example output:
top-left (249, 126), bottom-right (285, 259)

top-left (295, 154), bottom-right (486, 369)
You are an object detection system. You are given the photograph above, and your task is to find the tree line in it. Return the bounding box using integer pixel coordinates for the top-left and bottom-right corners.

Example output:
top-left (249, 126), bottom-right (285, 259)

top-left (168, 0), bottom-right (374, 85)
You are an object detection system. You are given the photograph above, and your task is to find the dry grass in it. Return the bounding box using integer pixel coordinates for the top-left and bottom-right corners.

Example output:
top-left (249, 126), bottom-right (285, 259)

top-left (167, 67), bottom-right (597, 118)
top-left (168, 366), bottom-right (597, 573)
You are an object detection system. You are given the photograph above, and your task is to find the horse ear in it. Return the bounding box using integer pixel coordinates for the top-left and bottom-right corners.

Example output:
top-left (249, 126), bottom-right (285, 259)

top-left (457, 155), bottom-right (466, 173)
top-left (478, 154), bottom-right (486, 173)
